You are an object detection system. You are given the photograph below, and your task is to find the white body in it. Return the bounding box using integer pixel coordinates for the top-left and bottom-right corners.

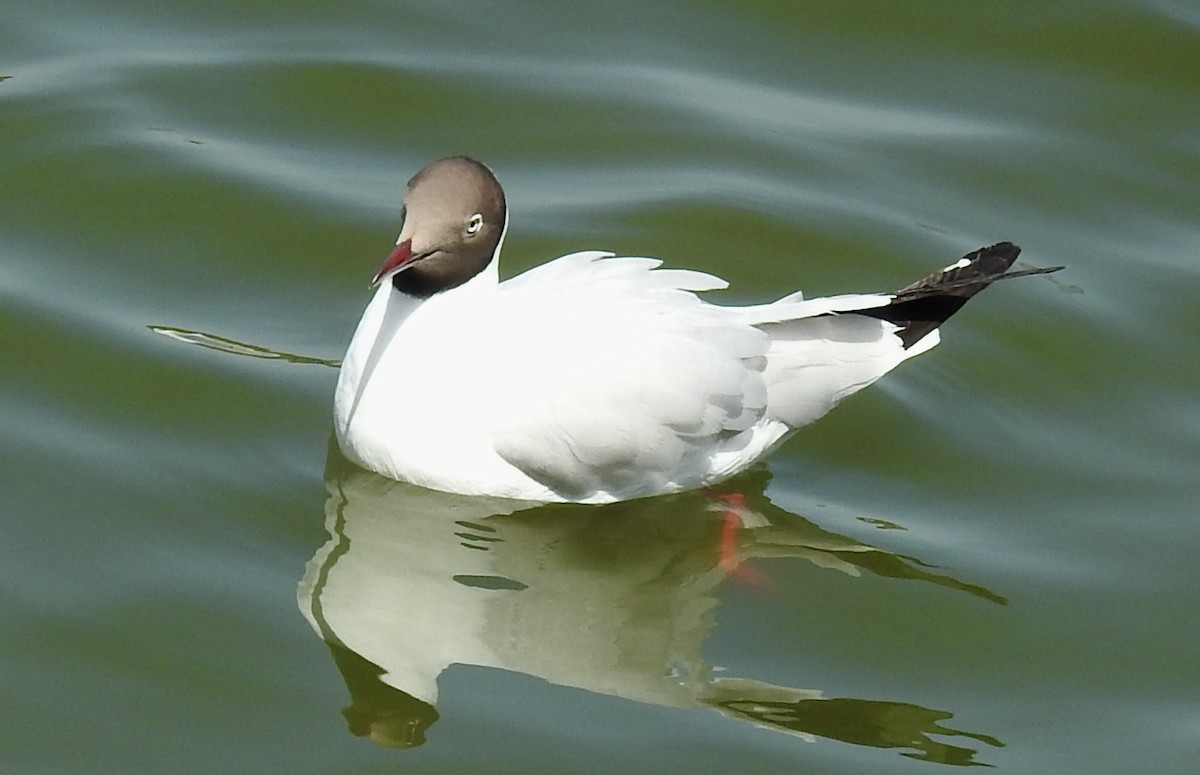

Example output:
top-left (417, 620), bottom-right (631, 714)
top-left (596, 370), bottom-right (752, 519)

top-left (334, 249), bottom-right (937, 503)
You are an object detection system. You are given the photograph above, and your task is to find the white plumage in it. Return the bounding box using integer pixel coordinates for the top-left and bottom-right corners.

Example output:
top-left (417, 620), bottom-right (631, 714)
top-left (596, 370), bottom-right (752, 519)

top-left (333, 157), bottom-right (1046, 504)
top-left (337, 249), bottom-right (932, 503)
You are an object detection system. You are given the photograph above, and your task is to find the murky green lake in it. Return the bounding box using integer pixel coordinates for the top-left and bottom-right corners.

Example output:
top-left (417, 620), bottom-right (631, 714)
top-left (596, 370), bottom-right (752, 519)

top-left (4, 1), bottom-right (1198, 772)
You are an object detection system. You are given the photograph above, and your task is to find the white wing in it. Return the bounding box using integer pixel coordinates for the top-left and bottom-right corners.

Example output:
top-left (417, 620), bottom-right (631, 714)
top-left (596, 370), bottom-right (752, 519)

top-left (489, 252), bottom-right (932, 501)
top-left (491, 253), bottom-right (772, 501)
top-left (752, 313), bottom-right (938, 428)
top-left (739, 284), bottom-right (938, 428)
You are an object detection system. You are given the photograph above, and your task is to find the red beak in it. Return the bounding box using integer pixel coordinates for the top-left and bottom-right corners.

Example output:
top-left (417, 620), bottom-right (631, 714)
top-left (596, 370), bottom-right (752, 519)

top-left (370, 239), bottom-right (415, 288)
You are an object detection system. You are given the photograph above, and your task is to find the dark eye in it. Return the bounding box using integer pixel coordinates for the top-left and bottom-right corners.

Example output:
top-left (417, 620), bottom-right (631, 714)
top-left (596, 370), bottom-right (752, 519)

top-left (466, 213), bottom-right (483, 235)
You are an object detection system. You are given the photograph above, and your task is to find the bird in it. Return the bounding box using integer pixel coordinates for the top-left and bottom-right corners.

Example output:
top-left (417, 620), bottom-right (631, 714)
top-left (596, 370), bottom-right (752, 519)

top-left (334, 156), bottom-right (1059, 504)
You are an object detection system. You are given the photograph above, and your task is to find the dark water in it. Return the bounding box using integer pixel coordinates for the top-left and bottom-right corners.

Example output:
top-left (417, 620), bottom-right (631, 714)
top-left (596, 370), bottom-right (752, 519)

top-left (4, 1), bottom-right (1198, 772)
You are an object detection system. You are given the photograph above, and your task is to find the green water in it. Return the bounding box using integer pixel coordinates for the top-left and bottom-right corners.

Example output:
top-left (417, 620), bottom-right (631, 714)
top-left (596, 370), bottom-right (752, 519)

top-left (3, 1), bottom-right (1198, 772)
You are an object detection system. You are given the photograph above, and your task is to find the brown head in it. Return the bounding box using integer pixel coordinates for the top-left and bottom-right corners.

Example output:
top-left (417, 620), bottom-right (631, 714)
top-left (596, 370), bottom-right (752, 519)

top-left (371, 156), bottom-right (507, 297)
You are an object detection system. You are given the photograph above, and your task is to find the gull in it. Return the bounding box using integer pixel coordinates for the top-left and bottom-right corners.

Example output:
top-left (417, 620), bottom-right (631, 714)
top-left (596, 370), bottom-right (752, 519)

top-left (334, 156), bottom-right (1058, 504)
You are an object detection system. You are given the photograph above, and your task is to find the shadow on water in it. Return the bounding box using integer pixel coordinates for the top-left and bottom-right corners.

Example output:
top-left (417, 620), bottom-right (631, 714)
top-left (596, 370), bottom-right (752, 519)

top-left (298, 446), bottom-right (1005, 766)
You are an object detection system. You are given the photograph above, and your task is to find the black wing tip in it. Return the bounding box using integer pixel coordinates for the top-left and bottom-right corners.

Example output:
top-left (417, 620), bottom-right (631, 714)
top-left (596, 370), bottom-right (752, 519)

top-left (865, 241), bottom-right (1061, 349)
top-left (977, 241), bottom-right (1021, 265)
top-left (898, 241), bottom-right (1022, 298)
top-left (942, 242), bottom-right (1067, 289)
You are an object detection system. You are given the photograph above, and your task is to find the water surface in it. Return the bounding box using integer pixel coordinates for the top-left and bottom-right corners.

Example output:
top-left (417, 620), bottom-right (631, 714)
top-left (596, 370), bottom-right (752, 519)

top-left (3, 1), bottom-right (1199, 773)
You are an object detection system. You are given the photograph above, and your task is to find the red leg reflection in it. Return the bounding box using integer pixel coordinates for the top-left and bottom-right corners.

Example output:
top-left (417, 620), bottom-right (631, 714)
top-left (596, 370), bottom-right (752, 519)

top-left (714, 492), bottom-right (769, 588)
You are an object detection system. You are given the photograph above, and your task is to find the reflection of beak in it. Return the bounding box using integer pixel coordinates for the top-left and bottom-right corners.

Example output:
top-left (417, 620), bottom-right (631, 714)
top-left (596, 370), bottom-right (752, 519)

top-left (370, 239), bottom-right (416, 288)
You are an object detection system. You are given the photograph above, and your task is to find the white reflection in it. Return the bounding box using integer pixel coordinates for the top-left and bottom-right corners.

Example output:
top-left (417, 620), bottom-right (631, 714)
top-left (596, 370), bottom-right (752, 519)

top-left (299, 450), bottom-right (1002, 763)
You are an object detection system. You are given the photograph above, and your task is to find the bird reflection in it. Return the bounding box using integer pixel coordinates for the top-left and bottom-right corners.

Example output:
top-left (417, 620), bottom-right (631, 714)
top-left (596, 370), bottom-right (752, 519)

top-left (299, 448), bottom-right (1004, 764)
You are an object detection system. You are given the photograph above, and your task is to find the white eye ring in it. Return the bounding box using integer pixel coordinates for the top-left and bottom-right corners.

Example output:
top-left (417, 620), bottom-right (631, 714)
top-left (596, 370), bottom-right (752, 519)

top-left (466, 213), bottom-right (484, 235)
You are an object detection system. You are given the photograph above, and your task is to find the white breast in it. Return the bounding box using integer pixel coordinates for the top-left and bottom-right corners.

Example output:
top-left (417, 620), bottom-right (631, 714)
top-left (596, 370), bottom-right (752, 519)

top-left (334, 263), bottom-right (561, 500)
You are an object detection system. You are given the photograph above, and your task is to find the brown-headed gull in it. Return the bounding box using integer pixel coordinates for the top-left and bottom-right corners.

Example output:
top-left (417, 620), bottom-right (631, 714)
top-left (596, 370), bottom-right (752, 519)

top-left (334, 156), bottom-right (1057, 503)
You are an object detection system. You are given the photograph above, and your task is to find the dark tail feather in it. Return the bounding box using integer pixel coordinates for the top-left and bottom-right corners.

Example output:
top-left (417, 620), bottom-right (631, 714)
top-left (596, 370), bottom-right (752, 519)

top-left (861, 242), bottom-right (1063, 349)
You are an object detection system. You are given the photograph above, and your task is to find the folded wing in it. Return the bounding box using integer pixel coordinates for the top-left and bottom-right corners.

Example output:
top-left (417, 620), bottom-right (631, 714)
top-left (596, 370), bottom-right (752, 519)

top-left (491, 253), bottom-right (773, 501)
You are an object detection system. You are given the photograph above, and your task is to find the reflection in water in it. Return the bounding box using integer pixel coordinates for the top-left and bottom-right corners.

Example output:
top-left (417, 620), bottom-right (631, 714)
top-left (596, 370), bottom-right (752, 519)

top-left (299, 449), bottom-right (1004, 765)
top-left (149, 325), bottom-right (341, 367)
